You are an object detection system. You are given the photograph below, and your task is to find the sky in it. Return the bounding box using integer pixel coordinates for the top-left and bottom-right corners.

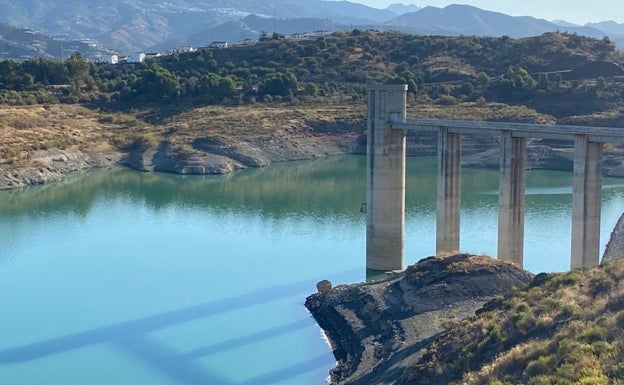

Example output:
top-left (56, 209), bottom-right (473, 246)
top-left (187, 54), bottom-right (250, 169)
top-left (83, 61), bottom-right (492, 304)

top-left (349, 1), bottom-right (623, 24)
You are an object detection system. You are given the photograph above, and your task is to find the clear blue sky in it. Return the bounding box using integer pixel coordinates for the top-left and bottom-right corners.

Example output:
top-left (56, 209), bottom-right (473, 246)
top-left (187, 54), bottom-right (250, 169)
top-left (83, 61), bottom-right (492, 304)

top-left (348, 1), bottom-right (623, 24)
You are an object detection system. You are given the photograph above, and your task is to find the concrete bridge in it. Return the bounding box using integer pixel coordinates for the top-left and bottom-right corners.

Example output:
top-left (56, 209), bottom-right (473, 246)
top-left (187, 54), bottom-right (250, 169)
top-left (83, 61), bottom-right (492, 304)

top-left (366, 84), bottom-right (624, 272)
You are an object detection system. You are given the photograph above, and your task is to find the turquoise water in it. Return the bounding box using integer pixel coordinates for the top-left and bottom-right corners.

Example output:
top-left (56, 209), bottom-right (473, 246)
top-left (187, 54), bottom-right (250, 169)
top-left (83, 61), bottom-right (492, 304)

top-left (1, 155), bottom-right (624, 384)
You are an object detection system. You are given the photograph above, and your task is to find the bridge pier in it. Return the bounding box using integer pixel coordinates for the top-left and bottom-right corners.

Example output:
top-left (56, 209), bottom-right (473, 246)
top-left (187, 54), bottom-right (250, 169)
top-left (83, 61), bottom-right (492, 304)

top-left (436, 128), bottom-right (461, 255)
top-left (497, 131), bottom-right (527, 266)
top-left (366, 85), bottom-right (408, 271)
top-left (571, 135), bottom-right (603, 269)
top-left (365, 84), bottom-right (621, 272)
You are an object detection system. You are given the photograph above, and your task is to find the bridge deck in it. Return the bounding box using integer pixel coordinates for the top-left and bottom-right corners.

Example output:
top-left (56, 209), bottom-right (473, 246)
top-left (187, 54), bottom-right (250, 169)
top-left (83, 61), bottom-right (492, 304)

top-left (390, 117), bottom-right (624, 144)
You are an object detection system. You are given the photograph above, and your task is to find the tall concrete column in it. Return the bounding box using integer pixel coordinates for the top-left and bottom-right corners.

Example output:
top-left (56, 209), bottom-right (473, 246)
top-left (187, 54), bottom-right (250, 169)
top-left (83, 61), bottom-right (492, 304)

top-left (366, 84), bottom-right (408, 271)
top-left (436, 128), bottom-right (461, 255)
top-left (497, 131), bottom-right (527, 266)
top-left (571, 135), bottom-right (603, 269)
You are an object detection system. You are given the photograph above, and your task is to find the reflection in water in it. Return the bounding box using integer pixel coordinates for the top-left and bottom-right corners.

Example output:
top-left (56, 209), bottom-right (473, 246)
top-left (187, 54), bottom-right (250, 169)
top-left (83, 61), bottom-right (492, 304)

top-left (2, 155), bottom-right (624, 268)
top-left (0, 156), bottom-right (573, 216)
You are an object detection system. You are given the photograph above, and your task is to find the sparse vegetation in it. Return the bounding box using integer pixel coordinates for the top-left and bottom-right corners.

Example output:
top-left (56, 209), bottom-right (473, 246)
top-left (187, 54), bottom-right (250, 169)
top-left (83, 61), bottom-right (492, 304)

top-left (402, 261), bottom-right (624, 385)
top-left (0, 31), bottom-right (622, 118)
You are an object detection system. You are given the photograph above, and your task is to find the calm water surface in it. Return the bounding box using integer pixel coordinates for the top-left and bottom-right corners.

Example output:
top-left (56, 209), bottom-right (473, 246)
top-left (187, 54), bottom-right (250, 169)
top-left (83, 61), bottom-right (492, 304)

top-left (1, 155), bottom-right (624, 385)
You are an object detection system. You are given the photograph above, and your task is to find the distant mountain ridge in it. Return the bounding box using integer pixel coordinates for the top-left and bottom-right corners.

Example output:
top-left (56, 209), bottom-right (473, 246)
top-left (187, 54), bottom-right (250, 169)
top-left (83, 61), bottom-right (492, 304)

top-left (0, 23), bottom-right (103, 60)
top-left (385, 4), bottom-right (609, 40)
top-left (386, 3), bottom-right (421, 15)
top-left (0, 0), bottom-right (397, 52)
top-left (0, 1), bottom-right (623, 56)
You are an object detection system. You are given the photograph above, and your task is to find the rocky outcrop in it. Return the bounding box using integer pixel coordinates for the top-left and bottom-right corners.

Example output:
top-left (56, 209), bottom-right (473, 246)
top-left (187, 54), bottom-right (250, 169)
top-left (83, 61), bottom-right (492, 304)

top-left (603, 212), bottom-right (624, 264)
top-left (119, 132), bottom-right (365, 176)
top-left (0, 147), bottom-right (121, 190)
top-left (305, 254), bottom-right (534, 385)
top-left (3, 124), bottom-right (624, 191)
top-left (120, 141), bottom-right (245, 174)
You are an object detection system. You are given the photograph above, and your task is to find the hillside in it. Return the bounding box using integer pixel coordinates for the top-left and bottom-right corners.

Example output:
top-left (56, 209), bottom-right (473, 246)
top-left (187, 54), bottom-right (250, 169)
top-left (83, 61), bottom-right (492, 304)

top-left (306, 254), bottom-right (534, 385)
top-left (2, 31), bottom-right (622, 120)
top-left (2, 31), bottom-right (624, 187)
top-left (306, 255), bottom-right (624, 385)
top-left (402, 261), bottom-right (624, 385)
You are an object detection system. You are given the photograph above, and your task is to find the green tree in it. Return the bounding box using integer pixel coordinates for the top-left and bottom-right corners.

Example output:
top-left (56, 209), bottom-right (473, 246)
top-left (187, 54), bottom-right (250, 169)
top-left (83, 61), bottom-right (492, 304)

top-left (66, 52), bottom-right (92, 96)
top-left (137, 63), bottom-right (180, 100)
top-left (258, 71), bottom-right (298, 97)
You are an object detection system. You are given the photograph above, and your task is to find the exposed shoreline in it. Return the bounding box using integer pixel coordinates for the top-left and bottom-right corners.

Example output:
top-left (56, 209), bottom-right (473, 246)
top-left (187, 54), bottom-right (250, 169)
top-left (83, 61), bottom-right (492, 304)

top-left (305, 254), bottom-right (535, 385)
top-left (3, 132), bottom-right (624, 191)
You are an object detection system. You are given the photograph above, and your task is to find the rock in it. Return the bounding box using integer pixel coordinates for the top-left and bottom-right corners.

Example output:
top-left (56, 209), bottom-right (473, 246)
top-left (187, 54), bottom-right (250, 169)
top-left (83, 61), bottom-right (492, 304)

top-left (603, 212), bottom-right (624, 264)
top-left (317, 280), bottom-right (333, 293)
top-left (305, 254), bottom-right (533, 385)
top-left (0, 147), bottom-right (121, 190)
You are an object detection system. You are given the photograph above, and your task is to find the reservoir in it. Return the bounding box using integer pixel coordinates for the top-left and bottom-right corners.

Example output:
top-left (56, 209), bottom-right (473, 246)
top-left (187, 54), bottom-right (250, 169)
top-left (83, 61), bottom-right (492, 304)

top-left (1, 155), bottom-right (624, 385)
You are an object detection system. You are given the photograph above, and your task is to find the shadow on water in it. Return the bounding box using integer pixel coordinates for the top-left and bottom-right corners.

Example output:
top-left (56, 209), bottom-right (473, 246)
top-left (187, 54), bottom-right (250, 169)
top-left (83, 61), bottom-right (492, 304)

top-left (179, 319), bottom-right (313, 361)
top-left (239, 355), bottom-right (333, 385)
top-left (0, 269), bottom-right (358, 385)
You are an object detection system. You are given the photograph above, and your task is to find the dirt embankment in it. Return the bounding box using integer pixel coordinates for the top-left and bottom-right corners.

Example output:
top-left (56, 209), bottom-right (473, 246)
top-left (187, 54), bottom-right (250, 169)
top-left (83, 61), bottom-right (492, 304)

top-left (305, 254), bottom-right (534, 385)
top-left (3, 102), bottom-right (624, 190)
top-left (0, 103), bottom-right (366, 190)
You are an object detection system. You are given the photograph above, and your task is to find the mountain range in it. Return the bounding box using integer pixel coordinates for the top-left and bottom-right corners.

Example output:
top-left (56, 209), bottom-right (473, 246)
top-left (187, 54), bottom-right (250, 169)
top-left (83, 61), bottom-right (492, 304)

top-left (0, 1), bottom-right (623, 56)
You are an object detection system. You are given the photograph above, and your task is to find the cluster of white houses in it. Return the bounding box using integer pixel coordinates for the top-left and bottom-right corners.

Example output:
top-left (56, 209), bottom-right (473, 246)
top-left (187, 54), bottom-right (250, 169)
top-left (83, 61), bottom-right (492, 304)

top-left (93, 30), bottom-right (332, 65)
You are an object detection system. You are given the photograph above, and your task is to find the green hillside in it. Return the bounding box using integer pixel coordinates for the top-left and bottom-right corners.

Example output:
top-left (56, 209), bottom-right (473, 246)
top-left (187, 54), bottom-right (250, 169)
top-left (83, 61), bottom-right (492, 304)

top-left (0, 30), bottom-right (623, 124)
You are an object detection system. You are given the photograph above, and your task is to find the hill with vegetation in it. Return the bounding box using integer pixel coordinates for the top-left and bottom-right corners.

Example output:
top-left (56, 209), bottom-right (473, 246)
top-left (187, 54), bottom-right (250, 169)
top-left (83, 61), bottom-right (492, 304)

top-left (2, 31), bottom-right (624, 186)
top-left (307, 254), bottom-right (624, 385)
top-left (402, 260), bottom-right (624, 385)
top-left (1, 31), bottom-right (623, 117)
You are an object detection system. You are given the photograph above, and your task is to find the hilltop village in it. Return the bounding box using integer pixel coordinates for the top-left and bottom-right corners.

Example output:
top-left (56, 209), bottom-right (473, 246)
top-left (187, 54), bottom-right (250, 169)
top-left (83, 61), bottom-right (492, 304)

top-left (92, 30), bottom-right (333, 65)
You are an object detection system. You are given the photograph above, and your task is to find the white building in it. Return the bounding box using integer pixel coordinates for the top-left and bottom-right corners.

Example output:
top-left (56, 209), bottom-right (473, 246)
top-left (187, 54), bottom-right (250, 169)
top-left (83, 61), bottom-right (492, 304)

top-left (209, 41), bottom-right (228, 49)
top-left (173, 46), bottom-right (197, 53)
top-left (96, 54), bottom-right (119, 64)
top-left (310, 30), bottom-right (331, 37)
top-left (126, 53), bottom-right (146, 63)
top-left (288, 33), bottom-right (310, 40)
top-left (236, 39), bottom-right (256, 46)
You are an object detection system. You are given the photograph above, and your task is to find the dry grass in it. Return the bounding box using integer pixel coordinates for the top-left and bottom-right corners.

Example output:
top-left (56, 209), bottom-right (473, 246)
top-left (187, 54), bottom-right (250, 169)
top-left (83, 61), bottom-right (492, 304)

top-left (409, 102), bottom-right (556, 124)
top-left (0, 102), bottom-right (366, 164)
top-left (0, 104), bottom-right (141, 163)
top-left (0, 99), bottom-right (561, 166)
top-left (149, 102), bottom-right (365, 146)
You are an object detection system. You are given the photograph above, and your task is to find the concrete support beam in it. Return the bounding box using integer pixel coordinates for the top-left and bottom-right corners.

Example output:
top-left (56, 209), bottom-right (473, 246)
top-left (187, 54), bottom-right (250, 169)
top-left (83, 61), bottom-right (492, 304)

top-left (571, 135), bottom-right (603, 269)
top-left (436, 128), bottom-right (461, 255)
top-left (366, 84), bottom-right (408, 271)
top-left (497, 131), bottom-right (527, 266)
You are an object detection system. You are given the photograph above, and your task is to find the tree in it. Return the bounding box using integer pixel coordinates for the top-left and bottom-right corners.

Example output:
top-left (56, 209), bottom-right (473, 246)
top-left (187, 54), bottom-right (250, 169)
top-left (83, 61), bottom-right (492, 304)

top-left (66, 52), bottom-right (92, 96)
top-left (258, 71), bottom-right (298, 97)
top-left (537, 73), bottom-right (550, 91)
top-left (137, 63), bottom-right (180, 100)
